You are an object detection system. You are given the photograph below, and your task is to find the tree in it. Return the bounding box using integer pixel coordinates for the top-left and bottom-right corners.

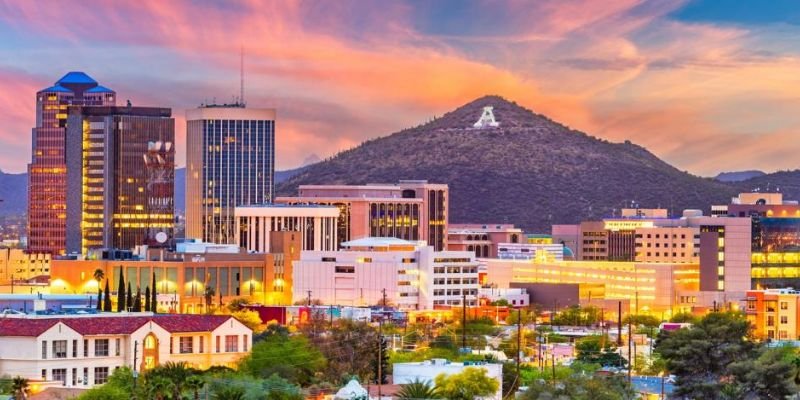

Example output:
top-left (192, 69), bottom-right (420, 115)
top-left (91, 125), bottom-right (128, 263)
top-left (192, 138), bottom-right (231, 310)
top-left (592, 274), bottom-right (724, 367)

top-left (117, 273), bottom-right (126, 312)
top-left (133, 286), bottom-right (142, 312)
top-left (575, 335), bottom-right (626, 368)
top-left (728, 347), bottom-right (795, 399)
top-left (396, 378), bottom-right (441, 399)
top-left (185, 375), bottom-right (205, 400)
top-left (518, 372), bottom-right (635, 400)
top-left (145, 375), bottom-right (175, 400)
top-left (656, 312), bottom-right (756, 400)
top-left (150, 361), bottom-right (192, 400)
top-left (231, 309), bottom-right (262, 332)
top-left (373, 334), bottom-right (389, 384)
top-left (145, 286), bottom-right (151, 313)
top-left (553, 305), bottom-right (602, 326)
top-left (103, 280), bottom-right (112, 312)
top-left (151, 272), bottom-right (157, 313)
top-left (239, 331), bottom-right (326, 386)
top-left (204, 286), bottom-right (216, 311)
top-left (227, 298), bottom-right (250, 313)
top-left (126, 281), bottom-right (133, 311)
top-left (669, 312), bottom-right (698, 324)
top-left (11, 376), bottom-right (29, 400)
top-left (261, 373), bottom-right (304, 400)
top-left (622, 314), bottom-right (661, 328)
top-left (96, 288), bottom-right (103, 311)
top-left (94, 268), bottom-right (104, 311)
top-left (434, 367), bottom-right (499, 400)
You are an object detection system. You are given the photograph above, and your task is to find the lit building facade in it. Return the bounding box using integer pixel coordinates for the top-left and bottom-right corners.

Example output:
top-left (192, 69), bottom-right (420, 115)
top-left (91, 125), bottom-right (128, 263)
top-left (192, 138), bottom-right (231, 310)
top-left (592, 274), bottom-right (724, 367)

top-left (0, 248), bottom-right (51, 285)
top-left (447, 223), bottom-right (523, 258)
top-left (185, 106), bottom-right (276, 244)
top-left (234, 204), bottom-right (339, 252)
top-left (496, 242), bottom-right (565, 261)
top-left (745, 288), bottom-right (800, 340)
top-left (277, 180), bottom-right (448, 250)
top-left (0, 314), bottom-right (251, 390)
top-left (65, 106), bottom-right (175, 254)
top-left (50, 232), bottom-right (300, 311)
top-left (292, 237), bottom-right (478, 310)
top-left (28, 72), bottom-right (116, 255)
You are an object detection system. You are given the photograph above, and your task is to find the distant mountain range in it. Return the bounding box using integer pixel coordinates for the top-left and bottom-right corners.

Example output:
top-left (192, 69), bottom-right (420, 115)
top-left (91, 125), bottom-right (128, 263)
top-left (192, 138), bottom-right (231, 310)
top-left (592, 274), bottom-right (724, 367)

top-left (1, 97), bottom-right (798, 232)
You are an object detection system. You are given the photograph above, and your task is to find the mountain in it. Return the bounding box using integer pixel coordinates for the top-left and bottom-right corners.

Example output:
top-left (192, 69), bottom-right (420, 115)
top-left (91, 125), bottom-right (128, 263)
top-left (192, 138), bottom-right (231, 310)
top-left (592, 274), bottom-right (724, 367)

top-left (735, 170), bottom-right (800, 201)
top-left (0, 170), bottom-right (28, 216)
top-left (277, 95), bottom-right (741, 231)
top-left (715, 170), bottom-right (766, 182)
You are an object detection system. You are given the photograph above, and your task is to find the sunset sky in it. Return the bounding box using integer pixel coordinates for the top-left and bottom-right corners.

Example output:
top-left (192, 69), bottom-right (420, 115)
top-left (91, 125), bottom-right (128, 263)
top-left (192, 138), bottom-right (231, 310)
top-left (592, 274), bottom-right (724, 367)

top-left (0, 0), bottom-right (799, 176)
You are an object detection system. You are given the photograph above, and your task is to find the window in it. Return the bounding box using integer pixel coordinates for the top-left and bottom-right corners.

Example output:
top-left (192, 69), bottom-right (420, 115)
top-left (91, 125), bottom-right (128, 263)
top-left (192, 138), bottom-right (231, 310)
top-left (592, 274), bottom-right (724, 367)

top-left (53, 340), bottom-right (67, 359)
top-left (115, 338), bottom-right (121, 356)
top-left (225, 335), bottom-right (238, 352)
top-left (94, 367), bottom-right (109, 385)
top-left (243, 335), bottom-right (248, 352)
top-left (84, 340), bottom-right (88, 357)
top-left (199, 337), bottom-right (204, 353)
top-left (53, 368), bottom-right (67, 384)
top-left (768, 316), bottom-right (775, 327)
top-left (335, 266), bottom-right (355, 273)
top-left (94, 339), bottom-right (109, 357)
top-left (781, 316), bottom-right (789, 324)
top-left (433, 267), bottom-right (445, 274)
top-left (144, 335), bottom-right (156, 349)
top-left (170, 337), bottom-right (174, 354)
top-left (180, 337), bottom-right (193, 354)
top-left (781, 302), bottom-right (789, 310)
top-left (42, 340), bottom-right (48, 359)
top-left (42, 369), bottom-right (47, 380)
top-left (72, 368), bottom-right (77, 386)
top-left (216, 336), bottom-right (220, 353)
top-left (72, 340), bottom-right (77, 358)
top-left (83, 368), bottom-right (88, 385)
top-left (321, 257), bottom-right (336, 262)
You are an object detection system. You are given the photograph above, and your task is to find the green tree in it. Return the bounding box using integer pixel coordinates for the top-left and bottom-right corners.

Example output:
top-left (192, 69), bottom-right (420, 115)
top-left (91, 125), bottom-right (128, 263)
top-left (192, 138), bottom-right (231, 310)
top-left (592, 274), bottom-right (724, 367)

top-left (185, 375), bottom-right (205, 400)
top-left (396, 378), bottom-right (441, 399)
top-left (728, 346), bottom-right (795, 399)
top-left (227, 298), bottom-right (250, 312)
top-left (146, 375), bottom-right (175, 400)
top-left (553, 305), bottom-right (602, 326)
top-left (231, 309), bottom-right (262, 332)
top-left (145, 286), bottom-right (151, 312)
top-left (506, 309), bottom-right (535, 325)
top-left (93, 268), bottom-right (104, 311)
top-left (151, 272), bottom-right (157, 313)
top-left (434, 367), bottom-right (499, 400)
top-left (374, 335), bottom-right (389, 384)
top-left (11, 376), bottom-right (29, 400)
top-left (204, 286), bottom-right (216, 311)
top-left (656, 312), bottom-right (756, 400)
top-left (262, 373), bottom-right (304, 400)
top-left (117, 273), bottom-right (126, 312)
top-left (77, 385), bottom-right (129, 400)
top-left (519, 372), bottom-right (635, 400)
top-left (153, 361), bottom-right (193, 399)
top-left (575, 335), bottom-right (626, 368)
top-left (133, 286), bottom-right (142, 312)
top-left (622, 314), bottom-right (660, 328)
top-left (103, 279), bottom-right (112, 312)
top-left (669, 312), bottom-right (698, 324)
top-left (239, 332), bottom-right (326, 386)
top-left (126, 281), bottom-right (133, 311)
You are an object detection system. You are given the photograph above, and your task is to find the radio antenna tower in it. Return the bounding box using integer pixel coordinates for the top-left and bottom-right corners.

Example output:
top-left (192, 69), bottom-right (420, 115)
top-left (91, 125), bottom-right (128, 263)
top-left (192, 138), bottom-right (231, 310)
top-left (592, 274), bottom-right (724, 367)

top-left (240, 46), bottom-right (245, 107)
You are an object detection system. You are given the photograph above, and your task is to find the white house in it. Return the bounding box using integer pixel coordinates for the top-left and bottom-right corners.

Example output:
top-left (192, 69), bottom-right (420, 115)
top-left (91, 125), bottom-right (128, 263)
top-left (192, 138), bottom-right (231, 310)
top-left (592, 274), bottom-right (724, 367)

top-left (393, 358), bottom-right (503, 400)
top-left (0, 313), bottom-right (252, 391)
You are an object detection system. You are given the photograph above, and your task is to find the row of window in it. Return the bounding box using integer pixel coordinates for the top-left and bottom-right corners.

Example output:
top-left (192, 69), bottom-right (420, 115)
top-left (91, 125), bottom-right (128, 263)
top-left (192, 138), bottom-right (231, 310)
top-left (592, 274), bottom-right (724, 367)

top-left (636, 233), bottom-right (692, 239)
top-left (44, 366), bottom-right (109, 386)
top-left (433, 300), bottom-right (477, 306)
top-left (42, 338), bottom-right (119, 359)
top-left (170, 335), bottom-right (248, 354)
top-left (432, 289), bottom-right (479, 296)
top-left (432, 278), bottom-right (479, 285)
top-left (432, 266), bottom-right (478, 274)
top-left (637, 252), bottom-right (696, 258)
top-left (637, 242), bottom-right (690, 248)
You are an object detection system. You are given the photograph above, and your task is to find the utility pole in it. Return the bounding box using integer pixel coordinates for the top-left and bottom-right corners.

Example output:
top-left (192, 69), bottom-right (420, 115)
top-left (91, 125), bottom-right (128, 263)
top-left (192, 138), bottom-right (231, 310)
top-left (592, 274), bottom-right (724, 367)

top-left (617, 301), bottom-right (623, 346)
top-left (551, 353), bottom-right (556, 386)
top-left (382, 288), bottom-right (388, 309)
top-left (516, 309), bottom-right (521, 382)
top-left (378, 316), bottom-right (383, 399)
top-left (132, 340), bottom-right (139, 397)
top-left (462, 290), bottom-right (467, 350)
top-left (307, 290), bottom-right (312, 306)
top-left (627, 316), bottom-right (632, 384)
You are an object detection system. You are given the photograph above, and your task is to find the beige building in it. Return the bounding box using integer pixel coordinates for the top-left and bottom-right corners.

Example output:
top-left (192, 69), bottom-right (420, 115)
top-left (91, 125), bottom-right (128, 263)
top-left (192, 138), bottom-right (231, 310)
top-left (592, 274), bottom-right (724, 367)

top-left (0, 248), bottom-right (51, 288)
top-left (634, 226), bottom-right (699, 263)
top-left (234, 204), bottom-right (340, 252)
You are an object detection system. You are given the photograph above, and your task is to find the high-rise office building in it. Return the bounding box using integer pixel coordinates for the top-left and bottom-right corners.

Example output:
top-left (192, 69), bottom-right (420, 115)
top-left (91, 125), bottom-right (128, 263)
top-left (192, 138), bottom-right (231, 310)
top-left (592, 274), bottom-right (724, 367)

top-left (65, 106), bottom-right (175, 254)
top-left (28, 72), bottom-right (116, 254)
top-left (185, 106), bottom-right (276, 244)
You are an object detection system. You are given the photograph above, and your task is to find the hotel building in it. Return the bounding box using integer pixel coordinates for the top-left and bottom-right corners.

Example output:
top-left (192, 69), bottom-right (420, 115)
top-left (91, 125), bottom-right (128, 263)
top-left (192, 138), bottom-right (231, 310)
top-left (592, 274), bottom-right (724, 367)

top-left (292, 237), bottom-right (479, 310)
top-left (277, 181), bottom-right (448, 250)
top-left (50, 232), bottom-right (300, 312)
top-left (28, 72), bottom-right (116, 255)
top-left (65, 106), bottom-right (175, 254)
top-left (185, 106), bottom-right (276, 244)
top-left (234, 204), bottom-right (340, 252)
top-left (0, 313), bottom-right (251, 390)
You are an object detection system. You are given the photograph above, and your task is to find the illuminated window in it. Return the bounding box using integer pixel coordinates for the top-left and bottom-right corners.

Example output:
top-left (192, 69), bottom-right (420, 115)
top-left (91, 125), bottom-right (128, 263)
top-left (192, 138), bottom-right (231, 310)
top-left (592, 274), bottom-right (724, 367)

top-left (144, 335), bottom-right (156, 349)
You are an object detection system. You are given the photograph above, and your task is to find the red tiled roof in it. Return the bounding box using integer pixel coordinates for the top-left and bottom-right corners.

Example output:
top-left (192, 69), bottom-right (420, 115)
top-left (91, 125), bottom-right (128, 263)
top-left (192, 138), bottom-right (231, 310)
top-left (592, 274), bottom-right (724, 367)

top-left (0, 314), bottom-right (236, 337)
top-left (0, 318), bottom-right (59, 337)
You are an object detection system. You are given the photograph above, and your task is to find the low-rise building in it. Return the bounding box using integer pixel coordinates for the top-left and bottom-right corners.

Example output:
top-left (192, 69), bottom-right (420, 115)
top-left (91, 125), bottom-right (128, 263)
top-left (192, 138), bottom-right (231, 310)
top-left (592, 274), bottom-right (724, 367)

top-left (447, 224), bottom-right (523, 258)
top-left (234, 204), bottom-right (340, 252)
top-left (746, 288), bottom-right (800, 341)
top-left (0, 248), bottom-right (51, 286)
top-left (0, 313), bottom-right (251, 391)
top-left (292, 237), bottom-right (479, 310)
top-left (496, 242), bottom-right (564, 261)
top-left (393, 358), bottom-right (503, 400)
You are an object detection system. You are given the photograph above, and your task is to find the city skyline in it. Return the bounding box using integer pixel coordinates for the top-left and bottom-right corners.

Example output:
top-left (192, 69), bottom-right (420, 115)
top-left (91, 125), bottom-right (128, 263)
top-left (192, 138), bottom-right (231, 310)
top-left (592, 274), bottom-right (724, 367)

top-left (1, 1), bottom-right (799, 177)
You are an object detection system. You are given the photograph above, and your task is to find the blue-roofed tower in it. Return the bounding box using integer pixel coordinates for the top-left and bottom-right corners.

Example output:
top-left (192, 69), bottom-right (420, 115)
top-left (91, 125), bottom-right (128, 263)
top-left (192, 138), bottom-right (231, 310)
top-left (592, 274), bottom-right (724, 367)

top-left (27, 72), bottom-right (116, 255)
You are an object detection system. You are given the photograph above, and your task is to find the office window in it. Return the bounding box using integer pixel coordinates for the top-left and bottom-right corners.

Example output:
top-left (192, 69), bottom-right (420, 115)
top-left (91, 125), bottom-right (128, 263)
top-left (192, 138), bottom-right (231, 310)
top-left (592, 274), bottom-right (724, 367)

top-left (94, 367), bottom-right (109, 385)
top-left (84, 339), bottom-right (88, 357)
top-left (42, 340), bottom-right (48, 359)
top-left (53, 368), bottom-right (67, 384)
top-left (115, 338), bottom-right (121, 356)
top-left (94, 339), bottom-right (109, 357)
top-left (53, 340), bottom-right (67, 359)
top-left (180, 337), bottom-right (193, 354)
top-left (225, 335), bottom-right (238, 352)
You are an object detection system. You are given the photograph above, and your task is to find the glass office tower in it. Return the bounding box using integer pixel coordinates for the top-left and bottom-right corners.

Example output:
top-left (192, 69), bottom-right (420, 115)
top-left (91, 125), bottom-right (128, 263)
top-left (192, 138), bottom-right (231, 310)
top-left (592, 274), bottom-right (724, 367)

top-left (28, 72), bottom-right (116, 254)
top-left (185, 106), bottom-right (276, 244)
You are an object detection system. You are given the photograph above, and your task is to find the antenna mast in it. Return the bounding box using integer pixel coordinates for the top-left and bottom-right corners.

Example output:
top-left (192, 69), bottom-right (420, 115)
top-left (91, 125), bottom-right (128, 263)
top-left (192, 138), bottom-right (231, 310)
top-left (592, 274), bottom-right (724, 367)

top-left (240, 45), bottom-right (245, 107)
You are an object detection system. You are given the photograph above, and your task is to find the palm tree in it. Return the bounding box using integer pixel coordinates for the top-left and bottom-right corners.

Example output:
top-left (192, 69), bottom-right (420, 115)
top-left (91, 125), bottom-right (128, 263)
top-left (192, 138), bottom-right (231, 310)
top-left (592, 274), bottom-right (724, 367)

top-left (204, 286), bottom-right (216, 312)
top-left (212, 385), bottom-right (246, 400)
top-left (146, 376), bottom-right (175, 400)
top-left (185, 375), bottom-right (205, 400)
top-left (159, 361), bottom-right (192, 399)
top-left (93, 269), bottom-right (104, 311)
top-left (396, 378), bottom-right (441, 399)
top-left (11, 376), bottom-right (29, 400)
top-left (93, 268), bottom-right (105, 283)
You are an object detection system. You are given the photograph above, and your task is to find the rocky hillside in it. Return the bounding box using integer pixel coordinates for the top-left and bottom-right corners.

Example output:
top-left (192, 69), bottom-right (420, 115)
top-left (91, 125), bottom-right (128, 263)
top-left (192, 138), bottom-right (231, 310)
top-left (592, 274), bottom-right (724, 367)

top-left (278, 96), bottom-right (740, 231)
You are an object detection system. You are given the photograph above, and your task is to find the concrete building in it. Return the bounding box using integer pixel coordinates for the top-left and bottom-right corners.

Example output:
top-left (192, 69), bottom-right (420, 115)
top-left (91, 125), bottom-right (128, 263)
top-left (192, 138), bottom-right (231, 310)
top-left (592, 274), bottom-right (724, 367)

top-left (65, 106), bottom-right (175, 254)
top-left (234, 204), bottom-right (339, 252)
top-left (0, 313), bottom-right (251, 390)
top-left (477, 287), bottom-right (529, 308)
top-left (393, 359), bottom-right (503, 400)
top-left (276, 180), bottom-right (448, 250)
top-left (746, 288), bottom-right (800, 340)
top-left (292, 237), bottom-right (479, 310)
top-left (185, 106), bottom-right (276, 244)
top-left (28, 72), bottom-right (116, 255)
top-left (447, 224), bottom-right (523, 258)
top-left (496, 242), bottom-right (565, 261)
top-left (49, 232), bottom-right (300, 311)
top-left (0, 248), bottom-right (51, 285)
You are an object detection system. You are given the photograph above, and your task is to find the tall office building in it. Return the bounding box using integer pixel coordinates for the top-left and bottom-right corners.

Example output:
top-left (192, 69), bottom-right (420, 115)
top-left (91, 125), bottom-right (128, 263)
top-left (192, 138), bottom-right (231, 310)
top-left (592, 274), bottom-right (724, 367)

top-left (28, 72), bottom-right (116, 254)
top-left (185, 106), bottom-right (276, 244)
top-left (65, 106), bottom-right (175, 254)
